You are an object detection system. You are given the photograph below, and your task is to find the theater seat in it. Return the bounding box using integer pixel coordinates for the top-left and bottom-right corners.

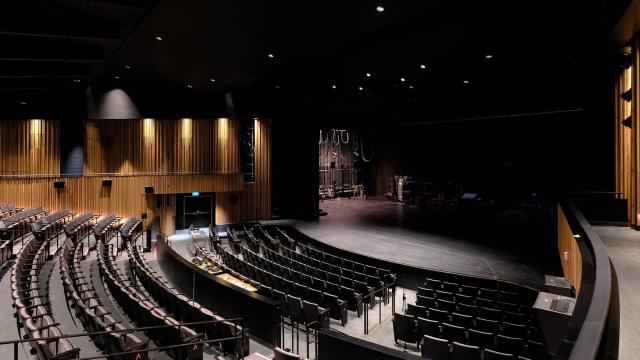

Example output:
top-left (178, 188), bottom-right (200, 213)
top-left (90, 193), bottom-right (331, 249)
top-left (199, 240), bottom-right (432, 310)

top-left (468, 329), bottom-right (494, 349)
top-left (483, 348), bottom-right (514, 360)
top-left (451, 342), bottom-right (480, 360)
top-left (392, 313), bottom-right (418, 345)
top-left (273, 347), bottom-right (302, 360)
top-left (421, 334), bottom-right (450, 360)
top-left (442, 322), bottom-right (466, 343)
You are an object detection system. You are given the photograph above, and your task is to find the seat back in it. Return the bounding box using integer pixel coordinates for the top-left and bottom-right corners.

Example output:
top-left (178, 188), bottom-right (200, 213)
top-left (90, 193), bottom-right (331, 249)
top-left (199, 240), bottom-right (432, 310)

top-left (421, 334), bottom-right (449, 360)
top-left (442, 322), bottom-right (466, 343)
top-left (452, 341), bottom-right (481, 360)
top-left (468, 328), bottom-right (494, 349)
top-left (273, 347), bottom-right (301, 360)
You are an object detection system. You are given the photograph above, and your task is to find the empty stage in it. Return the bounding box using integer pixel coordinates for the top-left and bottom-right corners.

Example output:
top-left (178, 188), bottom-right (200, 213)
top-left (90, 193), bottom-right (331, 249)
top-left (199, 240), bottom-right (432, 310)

top-left (295, 199), bottom-right (547, 290)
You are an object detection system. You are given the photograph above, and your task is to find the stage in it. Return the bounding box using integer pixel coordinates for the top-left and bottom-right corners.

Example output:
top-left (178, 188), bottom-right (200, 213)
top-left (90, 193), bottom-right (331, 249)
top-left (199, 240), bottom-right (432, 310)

top-left (295, 198), bottom-right (549, 290)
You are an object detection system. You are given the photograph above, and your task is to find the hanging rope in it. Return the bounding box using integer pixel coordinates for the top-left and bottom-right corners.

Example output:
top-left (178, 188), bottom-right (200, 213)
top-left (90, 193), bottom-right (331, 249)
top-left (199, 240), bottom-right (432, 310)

top-left (340, 130), bottom-right (349, 144)
top-left (319, 130), bottom-right (328, 144)
top-left (361, 137), bottom-right (374, 162)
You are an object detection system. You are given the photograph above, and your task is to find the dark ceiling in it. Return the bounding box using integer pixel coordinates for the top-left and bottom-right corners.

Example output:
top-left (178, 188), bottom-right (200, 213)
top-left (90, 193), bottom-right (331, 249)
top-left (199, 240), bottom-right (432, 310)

top-left (0, 0), bottom-right (607, 122)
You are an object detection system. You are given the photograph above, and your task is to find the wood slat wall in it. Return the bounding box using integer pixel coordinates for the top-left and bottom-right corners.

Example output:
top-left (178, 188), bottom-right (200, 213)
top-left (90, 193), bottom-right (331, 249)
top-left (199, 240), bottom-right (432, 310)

top-left (557, 204), bottom-right (582, 296)
top-left (84, 118), bottom-right (240, 175)
top-left (0, 119), bottom-right (60, 175)
top-left (216, 118), bottom-right (272, 223)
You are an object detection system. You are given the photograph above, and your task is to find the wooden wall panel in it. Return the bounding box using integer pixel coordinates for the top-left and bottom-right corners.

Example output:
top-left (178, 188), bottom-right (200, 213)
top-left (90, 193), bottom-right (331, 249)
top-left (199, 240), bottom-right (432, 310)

top-left (84, 118), bottom-right (240, 175)
top-left (0, 119), bottom-right (60, 175)
top-left (557, 204), bottom-right (582, 295)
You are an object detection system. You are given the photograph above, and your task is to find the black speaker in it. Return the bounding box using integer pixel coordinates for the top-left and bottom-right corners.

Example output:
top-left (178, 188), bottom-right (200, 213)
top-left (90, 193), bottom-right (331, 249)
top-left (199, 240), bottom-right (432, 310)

top-left (102, 179), bottom-right (112, 187)
top-left (230, 195), bottom-right (238, 204)
top-left (144, 186), bottom-right (154, 194)
top-left (53, 181), bottom-right (65, 189)
top-left (623, 116), bottom-right (632, 128)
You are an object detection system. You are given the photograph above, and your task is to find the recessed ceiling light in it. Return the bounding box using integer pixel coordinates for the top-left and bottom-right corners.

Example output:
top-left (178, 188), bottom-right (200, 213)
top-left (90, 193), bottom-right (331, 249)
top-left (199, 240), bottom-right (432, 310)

top-left (267, 53), bottom-right (275, 58)
top-left (73, 79), bottom-right (80, 83)
top-left (365, 72), bottom-right (371, 77)
top-left (20, 101), bottom-right (27, 105)
top-left (114, 76), bottom-right (120, 80)
top-left (409, 85), bottom-right (414, 89)
top-left (210, 78), bottom-right (216, 82)
top-left (376, 5), bottom-right (385, 12)
top-left (187, 84), bottom-right (193, 89)
top-left (155, 35), bottom-right (163, 41)
top-left (400, 77), bottom-right (406, 82)
top-left (358, 86), bottom-right (364, 91)
top-left (124, 65), bottom-right (132, 69)
top-left (485, 54), bottom-right (493, 59)
top-left (275, 85), bottom-right (280, 89)
top-left (332, 84), bottom-right (337, 89)
top-left (420, 64), bottom-right (426, 69)
top-left (463, 80), bottom-right (470, 84)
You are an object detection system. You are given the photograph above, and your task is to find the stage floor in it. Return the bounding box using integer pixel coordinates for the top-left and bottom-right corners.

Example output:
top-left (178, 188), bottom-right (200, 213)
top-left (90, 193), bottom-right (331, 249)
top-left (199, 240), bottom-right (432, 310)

top-left (295, 199), bottom-right (548, 290)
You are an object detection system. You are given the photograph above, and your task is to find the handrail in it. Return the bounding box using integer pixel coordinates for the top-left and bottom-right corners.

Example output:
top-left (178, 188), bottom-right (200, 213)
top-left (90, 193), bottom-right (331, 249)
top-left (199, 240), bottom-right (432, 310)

top-left (557, 197), bottom-right (616, 360)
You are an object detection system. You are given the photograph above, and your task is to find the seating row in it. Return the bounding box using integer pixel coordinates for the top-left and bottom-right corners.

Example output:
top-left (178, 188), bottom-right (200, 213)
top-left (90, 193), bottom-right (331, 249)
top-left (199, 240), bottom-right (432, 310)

top-left (127, 240), bottom-right (248, 356)
top-left (393, 313), bottom-right (544, 359)
top-left (60, 239), bottom-right (149, 358)
top-left (93, 215), bottom-right (118, 237)
top-left (0, 203), bottom-right (17, 218)
top-left (0, 206), bottom-right (46, 242)
top-left (11, 234), bottom-right (79, 359)
top-left (414, 297), bottom-right (534, 327)
top-left (215, 244), bottom-right (350, 326)
top-left (422, 279), bottom-right (525, 306)
top-left (64, 212), bottom-right (95, 236)
top-left (97, 238), bottom-right (203, 360)
top-left (420, 334), bottom-right (535, 360)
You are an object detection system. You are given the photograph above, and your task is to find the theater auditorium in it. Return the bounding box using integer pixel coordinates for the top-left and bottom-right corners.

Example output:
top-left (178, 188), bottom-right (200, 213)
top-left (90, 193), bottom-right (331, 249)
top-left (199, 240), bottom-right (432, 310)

top-left (0, 0), bottom-right (633, 359)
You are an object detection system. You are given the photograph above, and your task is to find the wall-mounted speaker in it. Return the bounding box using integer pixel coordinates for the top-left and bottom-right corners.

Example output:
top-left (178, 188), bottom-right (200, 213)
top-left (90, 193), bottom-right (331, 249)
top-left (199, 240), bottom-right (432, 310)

top-left (144, 186), bottom-right (154, 194)
top-left (53, 180), bottom-right (65, 189)
top-left (230, 195), bottom-right (238, 204)
top-left (102, 179), bottom-right (112, 187)
top-left (623, 116), bottom-right (632, 128)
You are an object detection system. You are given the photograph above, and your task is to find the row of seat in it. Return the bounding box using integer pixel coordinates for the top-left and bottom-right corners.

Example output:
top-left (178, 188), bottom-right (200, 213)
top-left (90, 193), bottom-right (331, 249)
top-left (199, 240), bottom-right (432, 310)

top-left (0, 203), bottom-right (17, 218)
top-left (255, 245), bottom-right (381, 304)
top-left (413, 297), bottom-right (534, 328)
top-left (64, 212), bottom-right (95, 236)
top-left (93, 215), bottom-right (118, 237)
top-left (421, 276), bottom-right (537, 308)
top-left (216, 243), bottom-right (353, 326)
top-left (231, 245), bottom-right (363, 319)
top-left (60, 238), bottom-right (149, 359)
top-left (12, 233), bottom-right (79, 359)
top-left (0, 206), bottom-right (46, 242)
top-left (420, 334), bottom-right (534, 360)
top-left (127, 240), bottom-right (249, 356)
top-left (120, 217), bottom-right (142, 238)
top-left (97, 237), bottom-right (204, 360)
top-left (422, 279), bottom-right (526, 306)
top-left (31, 210), bottom-right (73, 242)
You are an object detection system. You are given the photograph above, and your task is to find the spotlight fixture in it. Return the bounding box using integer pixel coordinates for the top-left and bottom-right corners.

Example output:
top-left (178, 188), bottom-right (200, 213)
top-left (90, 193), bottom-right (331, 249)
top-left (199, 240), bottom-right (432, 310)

top-left (73, 79), bottom-right (80, 83)
top-left (154, 35), bottom-right (163, 41)
top-left (409, 85), bottom-right (414, 89)
top-left (420, 64), bottom-right (426, 69)
top-left (124, 65), bottom-right (132, 69)
top-left (400, 77), bottom-right (406, 82)
top-left (623, 116), bottom-right (632, 128)
top-left (485, 54), bottom-right (493, 59)
top-left (621, 89), bottom-right (632, 102)
top-left (267, 53), bottom-right (275, 58)
top-left (463, 80), bottom-right (470, 84)
top-left (20, 101), bottom-right (27, 105)
top-left (358, 86), bottom-right (364, 91)
top-left (366, 72), bottom-right (371, 77)
top-left (331, 84), bottom-right (337, 89)
top-left (187, 84), bottom-right (193, 89)
top-left (210, 78), bottom-right (216, 82)
top-left (275, 85), bottom-right (281, 89)
top-left (376, 5), bottom-right (384, 12)
top-left (114, 76), bottom-right (120, 80)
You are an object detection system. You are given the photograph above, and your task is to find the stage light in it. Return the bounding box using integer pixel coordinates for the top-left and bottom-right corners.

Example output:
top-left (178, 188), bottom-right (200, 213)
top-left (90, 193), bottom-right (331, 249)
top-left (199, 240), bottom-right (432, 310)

top-left (192, 192), bottom-right (200, 197)
top-left (400, 77), bottom-right (406, 82)
top-left (187, 84), bottom-right (193, 89)
top-left (124, 65), bottom-right (132, 69)
top-left (114, 76), bottom-right (120, 79)
top-left (463, 80), bottom-right (470, 84)
top-left (623, 116), bottom-right (632, 128)
top-left (409, 85), bottom-right (414, 89)
top-left (268, 53), bottom-right (275, 58)
top-left (358, 86), bottom-right (363, 91)
top-left (366, 72), bottom-right (371, 77)
top-left (621, 89), bottom-right (632, 102)
top-left (332, 84), bottom-right (337, 89)
top-left (155, 35), bottom-right (163, 41)
top-left (376, 5), bottom-right (384, 12)
top-left (210, 78), bottom-right (216, 82)
top-left (20, 101), bottom-right (27, 105)
top-left (420, 64), bottom-right (426, 69)
top-left (73, 79), bottom-right (80, 83)
top-left (485, 54), bottom-right (493, 59)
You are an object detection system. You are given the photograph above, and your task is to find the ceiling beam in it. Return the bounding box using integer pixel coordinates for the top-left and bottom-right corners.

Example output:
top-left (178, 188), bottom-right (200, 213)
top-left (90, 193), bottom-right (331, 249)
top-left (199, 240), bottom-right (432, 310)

top-left (0, 30), bottom-right (119, 42)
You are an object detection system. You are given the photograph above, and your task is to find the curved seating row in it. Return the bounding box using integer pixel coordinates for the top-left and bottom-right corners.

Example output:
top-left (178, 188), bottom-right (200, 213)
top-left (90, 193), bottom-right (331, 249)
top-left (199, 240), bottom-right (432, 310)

top-left (0, 206), bottom-right (46, 242)
top-left (64, 212), bottom-right (94, 237)
top-left (126, 241), bottom-right (248, 357)
top-left (31, 210), bottom-right (72, 242)
top-left (217, 244), bottom-right (346, 327)
top-left (0, 203), bottom-right (17, 218)
top-left (11, 234), bottom-right (79, 359)
top-left (93, 215), bottom-right (118, 238)
top-left (97, 238), bottom-right (204, 360)
top-left (239, 245), bottom-right (358, 321)
top-left (120, 218), bottom-right (142, 238)
top-left (59, 239), bottom-right (149, 358)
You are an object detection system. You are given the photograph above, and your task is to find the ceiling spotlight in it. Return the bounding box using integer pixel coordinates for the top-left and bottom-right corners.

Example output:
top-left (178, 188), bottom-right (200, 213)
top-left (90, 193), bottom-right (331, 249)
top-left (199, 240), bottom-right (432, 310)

top-left (154, 35), bottom-right (163, 41)
top-left (124, 65), bottom-right (132, 69)
top-left (73, 79), bottom-right (80, 83)
top-left (19, 101), bottom-right (27, 105)
top-left (332, 84), bottom-right (337, 89)
top-left (187, 84), bottom-right (193, 89)
top-left (400, 77), bottom-right (406, 82)
top-left (114, 76), bottom-right (120, 80)
top-left (210, 78), bottom-right (216, 82)
top-left (275, 85), bottom-right (281, 89)
top-left (420, 64), bottom-right (426, 69)
top-left (267, 53), bottom-right (275, 58)
top-left (463, 80), bottom-right (470, 84)
top-left (358, 86), bottom-right (364, 91)
top-left (365, 72), bottom-right (371, 77)
top-left (409, 85), bottom-right (414, 89)
top-left (485, 54), bottom-right (494, 59)
top-left (376, 5), bottom-right (384, 12)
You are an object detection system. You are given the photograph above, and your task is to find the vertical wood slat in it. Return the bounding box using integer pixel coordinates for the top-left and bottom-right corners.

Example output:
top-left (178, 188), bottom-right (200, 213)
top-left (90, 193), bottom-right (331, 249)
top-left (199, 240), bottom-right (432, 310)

top-left (0, 120), bottom-right (60, 175)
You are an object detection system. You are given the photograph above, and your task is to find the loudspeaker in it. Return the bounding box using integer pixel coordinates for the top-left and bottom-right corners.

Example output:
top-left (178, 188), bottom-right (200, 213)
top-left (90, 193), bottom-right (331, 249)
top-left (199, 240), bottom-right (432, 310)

top-left (53, 181), bottom-right (65, 189)
top-left (102, 179), bottom-right (112, 187)
top-left (230, 195), bottom-right (238, 204)
top-left (623, 116), bottom-right (632, 128)
top-left (144, 186), bottom-right (154, 194)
